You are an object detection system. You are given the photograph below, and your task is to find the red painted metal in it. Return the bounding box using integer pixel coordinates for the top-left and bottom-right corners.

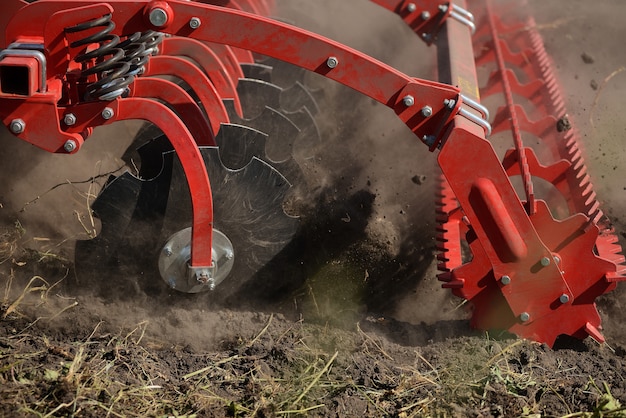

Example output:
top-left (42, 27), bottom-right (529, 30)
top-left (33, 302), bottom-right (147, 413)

top-left (130, 77), bottom-right (213, 145)
top-left (158, 37), bottom-right (243, 118)
top-left (0, 0), bottom-right (459, 280)
top-left (0, 0), bottom-right (623, 346)
top-left (143, 56), bottom-right (228, 139)
top-left (434, 0), bottom-right (625, 345)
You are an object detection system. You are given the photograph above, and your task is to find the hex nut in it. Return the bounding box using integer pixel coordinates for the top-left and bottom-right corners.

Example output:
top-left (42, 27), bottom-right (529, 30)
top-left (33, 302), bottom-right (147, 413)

top-left (189, 17), bottom-right (201, 29)
top-left (101, 107), bottom-right (114, 120)
top-left (9, 119), bottom-right (25, 134)
top-left (63, 140), bottom-right (77, 153)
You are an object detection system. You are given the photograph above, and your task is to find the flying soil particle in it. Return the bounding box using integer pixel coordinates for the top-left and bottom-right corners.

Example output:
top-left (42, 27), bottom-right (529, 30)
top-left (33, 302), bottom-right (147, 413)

top-left (581, 52), bottom-right (595, 63)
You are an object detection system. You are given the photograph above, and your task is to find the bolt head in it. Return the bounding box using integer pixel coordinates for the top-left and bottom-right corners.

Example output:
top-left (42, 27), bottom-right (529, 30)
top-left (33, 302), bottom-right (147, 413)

top-left (402, 95), bottom-right (415, 107)
top-left (326, 56), bottom-right (338, 69)
top-left (439, 4), bottom-right (449, 13)
top-left (444, 98), bottom-right (456, 109)
top-left (421, 105), bottom-right (433, 117)
top-left (421, 11), bottom-right (431, 20)
top-left (64, 113), bottom-right (77, 126)
top-left (101, 107), bottom-right (114, 120)
top-left (500, 275), bottom-right (511, 285)
top-left (559, 294), bottom-right (570, 304)
top-left (163, 247), bottom-right (173, 257)
top-left (9, 119), bottom-right (25, 134)
top-left (520, 312), bottom-right (530, 322)
top-left (421, 33), bottom-right (432, 42)
top-left (406, 3), bottom-right (417, 12)
top-left (189, 17), bottom-right (201, 29)
top-left (540, 257), bottom-right (551, 267)
top-left (422, 135), bottom-right (436, 147)
top-left (63, 140), bottom-right (77, 153)
top-left (149, 8), bottom-right (168, 27)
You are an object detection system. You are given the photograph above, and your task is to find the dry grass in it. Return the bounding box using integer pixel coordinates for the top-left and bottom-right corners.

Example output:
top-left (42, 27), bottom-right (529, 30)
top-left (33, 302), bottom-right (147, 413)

top-left (0, 228), bottom-right (624, 417)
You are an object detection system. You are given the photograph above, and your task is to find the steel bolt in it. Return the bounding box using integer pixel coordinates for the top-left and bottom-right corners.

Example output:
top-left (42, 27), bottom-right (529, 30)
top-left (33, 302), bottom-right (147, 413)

top-left (163, 247), bottom-right (173, 257)
top-left (421, 105), bottom-right (433, 117)
top-left (64, 113), bottom-right (77, 126)
top-left (9, 119), bottom-right (25, 134)
top-left (197, 272), bottom-right (209, 284)
top-left (189, 17), bottom-right (201, 29)
top-left (402, 95), bottom-right (415, 107)
top-left (225, 250), bottom-right (234, 260)
top-left (439, 4), bottom-right (449, 13)
top-left (406, 3), bottom-right (417, 12)
top-left (444, 98), bottom-right (456, 109)
top-left (520, 312), bottom-right (530, 322)
top-left (421, 11), bottom-right (431, 20)
top-left (149, 8), bottom-right (168, 27)
top-left (559, 294), bottom-right (570, 304)
top-left (421, 33), bottom-right (432, 42)
top-left (540, 256), bottom-right (551, 267)
top-left (326, 56), bottom-right (339, 69)
top-left (501, 275), bottom-right (511, 285)
top-left (101, 107), bottom-right (114, 120)
top-left (63, 140), bottom-right (77, 153)
top-left (422, 135), bottom-right (436, 147)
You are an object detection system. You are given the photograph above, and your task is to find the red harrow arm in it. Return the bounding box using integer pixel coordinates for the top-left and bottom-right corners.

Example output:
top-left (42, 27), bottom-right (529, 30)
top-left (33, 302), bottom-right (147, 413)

top-left (0, 0), bottom-right (623, 346)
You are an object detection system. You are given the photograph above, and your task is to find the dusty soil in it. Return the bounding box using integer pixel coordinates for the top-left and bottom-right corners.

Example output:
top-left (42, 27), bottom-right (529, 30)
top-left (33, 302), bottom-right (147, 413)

top-left (1, 0), bottom-right (626, 416)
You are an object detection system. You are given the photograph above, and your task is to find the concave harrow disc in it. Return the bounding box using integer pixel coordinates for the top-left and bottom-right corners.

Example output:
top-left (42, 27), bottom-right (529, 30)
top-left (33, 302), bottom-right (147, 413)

top-left (436, 0), bottom-right (626, 346)
top-left (75, 33), bottom-right (320, 299)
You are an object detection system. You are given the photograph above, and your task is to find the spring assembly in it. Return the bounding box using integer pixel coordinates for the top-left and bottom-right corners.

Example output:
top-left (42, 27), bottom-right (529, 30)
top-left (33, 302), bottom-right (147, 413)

top-left (65, 14), bottom-right (135, 101)
top-left (118, 30), bottom-right (164, 77)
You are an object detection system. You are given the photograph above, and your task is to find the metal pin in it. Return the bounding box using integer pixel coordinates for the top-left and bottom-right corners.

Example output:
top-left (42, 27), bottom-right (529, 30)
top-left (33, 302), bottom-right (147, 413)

top-left (421, 11), bottom-right (431, 20)
top-left (326, 56), bottom-right (338, 69)
top-left (540, 257), bottom-right (551, 267)
top-left (149, 8), bottom-right (168, 27)
top-left (406, 3), bottom-right (417, 12)
top-left (501, 275), bottom-right (511, 285)
top-left (520, 312), bottom-right (530, 322)
top-left (559, 294), bottom-right (570, 304)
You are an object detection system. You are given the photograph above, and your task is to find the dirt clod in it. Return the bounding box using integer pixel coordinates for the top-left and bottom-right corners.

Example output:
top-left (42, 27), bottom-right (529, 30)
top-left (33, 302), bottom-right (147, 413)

top-left (582, 52), bottom-right (595, 64)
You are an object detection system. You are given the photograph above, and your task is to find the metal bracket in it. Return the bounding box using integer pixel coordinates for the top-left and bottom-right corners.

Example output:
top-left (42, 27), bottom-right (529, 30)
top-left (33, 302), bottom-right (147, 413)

top-left (448, 4), bottom-right (476, 34)
top-left (458, 93), bottom-right (492, 137)
top-left (0, 45), bottom-right (47, 94)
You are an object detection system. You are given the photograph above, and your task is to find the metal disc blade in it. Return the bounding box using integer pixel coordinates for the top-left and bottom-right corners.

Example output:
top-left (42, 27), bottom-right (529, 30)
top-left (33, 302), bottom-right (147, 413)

top-left (224, 100), bottom-right (299, 164)
top-left (216, 123), bottom-right (304, 186)
top-left (240, 62), bottom-right (273, 82)
top-left (159, 146), bottom-right (298, 297)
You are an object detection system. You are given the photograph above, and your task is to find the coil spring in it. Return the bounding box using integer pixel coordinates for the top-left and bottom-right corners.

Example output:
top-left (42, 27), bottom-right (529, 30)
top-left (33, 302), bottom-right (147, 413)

top-left (65, 14), bottom-right (135, 101)
top-left (118, 30), bottom-right (164, 77)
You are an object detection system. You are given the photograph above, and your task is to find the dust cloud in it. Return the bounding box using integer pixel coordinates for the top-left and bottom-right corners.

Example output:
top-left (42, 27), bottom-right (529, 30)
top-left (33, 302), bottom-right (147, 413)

top-left (1, 0), bottom-right (624, 349)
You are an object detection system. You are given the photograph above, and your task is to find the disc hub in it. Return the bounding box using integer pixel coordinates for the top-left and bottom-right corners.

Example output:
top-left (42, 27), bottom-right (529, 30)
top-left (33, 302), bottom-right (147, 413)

top-left (158, 227), bottom-right (234, 293)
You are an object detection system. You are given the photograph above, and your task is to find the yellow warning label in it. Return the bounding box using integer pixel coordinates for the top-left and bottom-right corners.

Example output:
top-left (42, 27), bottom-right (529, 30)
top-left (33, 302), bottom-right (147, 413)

top-left (457, 76), bottom-right (480, 100)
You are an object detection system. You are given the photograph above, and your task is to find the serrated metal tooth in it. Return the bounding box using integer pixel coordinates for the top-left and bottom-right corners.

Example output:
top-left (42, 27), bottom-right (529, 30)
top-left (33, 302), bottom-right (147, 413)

top-left (437, 272), bottom-right (453, 282)
top-left (442, 279), bottom-right (465, 289)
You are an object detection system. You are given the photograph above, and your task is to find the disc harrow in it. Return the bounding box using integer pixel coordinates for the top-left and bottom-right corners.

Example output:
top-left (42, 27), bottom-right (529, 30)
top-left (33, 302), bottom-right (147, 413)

top-left (0, 0), bottom-right (623, 347)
